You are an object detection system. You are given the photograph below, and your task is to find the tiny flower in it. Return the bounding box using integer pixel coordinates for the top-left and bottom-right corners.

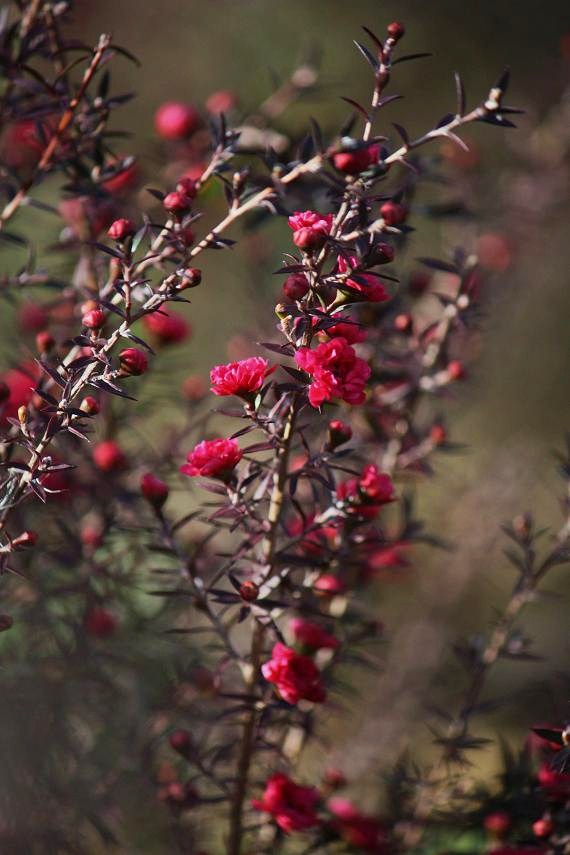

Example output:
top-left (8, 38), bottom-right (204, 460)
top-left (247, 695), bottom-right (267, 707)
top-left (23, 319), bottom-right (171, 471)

top-left (337, 465), bottom-right (396, 519)
top-left (85, 606), bottom-right (116, 639)
top-left (337, 256), bottom-right (389, 303)
top-left (380, 200), bottom-right (407, 226)
top-left (180, 438), bottom-right (243, 480)
top-left (141, 472), bottom-right (169, 507)
top-left (107, 218), bottom-right (136, 241)
top-left (253, 773), bottom-right (321, 833)
top-left (262, 642), bottom-right (326, 705)
top-left (283, 273), bottom-right (310, 301)
top-left (0, 614), bottom-right (13, 632)
top-left (82, 306), bottom-right (105, 329)
top-left (154, 101), bottom-right (200, 139)
top-left (92, 440), bottom-right (126, 472)
top-left (430, 423), bottom-right (447, 445)
top-left (182, 375), bottom-right (207, 401)
top-left (143, 309), bottom-right (190, 345)
top-left (289, 618), bottom-right (339, 651)
top-left (295, 337), bottom-right (371, 408)
top-left (394, 313), bottom-right (412, 332)
top-left (447, 360), bottom-right (465, 381)
top-left (533, 819), bottom-right (554, 838)
top-left (119, 347), bottom-right (149, 376)
top-left (322, 768), bottom-right (346, 790)
top-left (288, 210), bottom-right (334, 250)
top-left (210, 357), bottom-right (275, 399)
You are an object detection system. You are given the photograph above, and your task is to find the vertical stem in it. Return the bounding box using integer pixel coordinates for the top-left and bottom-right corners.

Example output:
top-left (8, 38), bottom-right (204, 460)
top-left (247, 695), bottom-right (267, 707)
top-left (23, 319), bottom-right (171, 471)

top-left (227, 398), bottom-right (298, 855)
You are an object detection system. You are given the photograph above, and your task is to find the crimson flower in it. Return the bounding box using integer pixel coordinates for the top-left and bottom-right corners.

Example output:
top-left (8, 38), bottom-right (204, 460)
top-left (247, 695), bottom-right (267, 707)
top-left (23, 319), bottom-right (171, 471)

top-left (288, 210), bottom-right (334, 250)
top-left (262, 642), bottom-right (326, 704)
top-left (337, 465), bottom-right (395, 519)
top-left (337, 255), bottom-right (389, 303)
top-left (295, 336), bottom-right (371, 408)
top-left (253, 773), bottom-right (321, 833)
top-left (210, 357), bottom-right (275, 398)
top-left (180, 438), bottom-right (242, 480)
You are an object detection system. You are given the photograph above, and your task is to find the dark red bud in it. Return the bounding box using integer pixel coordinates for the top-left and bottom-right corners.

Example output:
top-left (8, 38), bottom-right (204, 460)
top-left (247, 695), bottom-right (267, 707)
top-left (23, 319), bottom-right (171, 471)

top-left (140, 472), bottom-right (169, 507)
top-left (239, 580), bottom-right (259, 602)
top-left (387, 21), bottom-right (405, 40)
top-left (119, 347), bottom-right (148, 376)
top-left (179, 267), bottom-right (202, 289)
top-left (283, 273), bottom-right (310, 301)
top-left (0, 614), bottom-right (13, 632)
top-left (107, 218), bottom-right (136, 241)
top-left (169, 728), bottom-right (193, 756)
top-left (12, 530), bottom-right (38, 548)
top-left (163, 191), bottom-right (191, 214)
top-left (327, 419), bottom-right (353, 449)
top-left (80, 396), bottom-right (100, 415)
top-left (82, 307), bottom-right (105, 329)
top-left (380, 201), bottom-right (407, 226)
top-left (36, 330), bottom-right (55, 353)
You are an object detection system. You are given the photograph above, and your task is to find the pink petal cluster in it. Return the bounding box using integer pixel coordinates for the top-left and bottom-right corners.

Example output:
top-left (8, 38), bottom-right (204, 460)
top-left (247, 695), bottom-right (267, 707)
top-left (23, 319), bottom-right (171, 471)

top-left (288, 210), bottom-right (334, 250)
top-left (295, 336), bottom-right (371, 408)
top-left (337, 255), bottom-right (389, 303)
top-left (262, 642), bottom-right (326, 704)
top-left (253, 773), bottom-right (321, 833)
top-left (180, 438), bottom-right (242, 480)
top-left (289, 618), bottom-right (339, 651)
top-left (337, 464), bottom-right (396, 519)
top-left (210, 356), bottom-right (275, 398)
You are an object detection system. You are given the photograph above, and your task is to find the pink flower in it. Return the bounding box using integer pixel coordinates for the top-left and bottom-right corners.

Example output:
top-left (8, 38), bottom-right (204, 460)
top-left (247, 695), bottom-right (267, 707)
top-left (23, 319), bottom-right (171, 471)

top-left (180, 438), bottom-right (242, 480)
top-left (337, 255), bottom-right (389, 303)
top-left (289, 618), bottom-right (339, 651)
top-left (328, 798), bottom-right (388, 853)
top-left (143, 309), bottom-right (190, 345)
top-left (288, 210), bottom-right (334, 250)
top-left (210, 357), bottom-right (275, 398)
top-left (253, 773), bottom-right (321, 833)
top-left (319, 313), bottom-right (367, 344)
top-left (337, 465), bottom-right (395, 519)
top-left (295, 337), bottom-right (371, 408)
top-left (262, 642), bottom-right (326, 704)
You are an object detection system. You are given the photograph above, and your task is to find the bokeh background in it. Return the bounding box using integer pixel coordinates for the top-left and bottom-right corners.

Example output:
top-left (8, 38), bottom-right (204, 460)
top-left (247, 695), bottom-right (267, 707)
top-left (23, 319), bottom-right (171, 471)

top-left (2, 0), bottom-right (570, 851)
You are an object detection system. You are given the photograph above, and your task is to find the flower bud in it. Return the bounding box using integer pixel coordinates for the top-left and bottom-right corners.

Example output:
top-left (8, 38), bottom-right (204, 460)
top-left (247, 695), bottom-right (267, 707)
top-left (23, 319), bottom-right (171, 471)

top-left (107, 218), bottom-right (136, 241)
top-left (12, 530), bottom-right (38, 548)
top-left (169, 728), bottom-right (193, 757)
top-left (36, 330), bottom-right (55, 353)
top-left (484, 812), bottom-right (511, 836)
top-left (82, 307), bottom-right (105, 330)
top-left (533, 818), bottom-right (554, 838)
top-left (119, 347), bottom-right (148, 376)
top-left (93, 440), bottom-right (126, 472)
top-left (430, 423), bottom-right (447, 445)
top-left (387, 21), bottom-right (405, 40)
top-left (140, 472), bottom-right (169, 507)
top-left (80, 396), bottom-right (100, 415)
top-left (380, 201), bottom-right (407, 226)
top-left (154, 101), bottom-right (200, 140)
top-left (394, 313), bottom-right (412, 332)
top-left (293, 227), bottom-right (326, 250)
top-left (239, 580), bottom-right (259, 602)
top-left (163, 191), bottom-right (191, 214)
top-left (206, 89), bottom-right (237, 115)
top-left (178, 267), bottom-right (202, 290)
top-left (0, 381), bottom-right (10, 403)
top-left (85, 606), bottom-right (116, 639)
top-left (327, 419), bottom-right (352, 449)
top-left (283, 273), bottom-right (309, 301)
top-left (175, 177), bottom-right (198, 199)
top-left (182, 375), bottom-right (207, 401)
top-left (322, 768), bottom-right (346, 790)
top-left (447, 360), bottom-right (465, 381)
top-left (373, 242), bottom-right (395, 264)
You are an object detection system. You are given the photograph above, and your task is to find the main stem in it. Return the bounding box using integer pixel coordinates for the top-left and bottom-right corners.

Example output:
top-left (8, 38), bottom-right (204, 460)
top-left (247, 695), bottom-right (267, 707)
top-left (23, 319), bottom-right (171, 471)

top-left (227, 398), bottom-right (298, 855)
